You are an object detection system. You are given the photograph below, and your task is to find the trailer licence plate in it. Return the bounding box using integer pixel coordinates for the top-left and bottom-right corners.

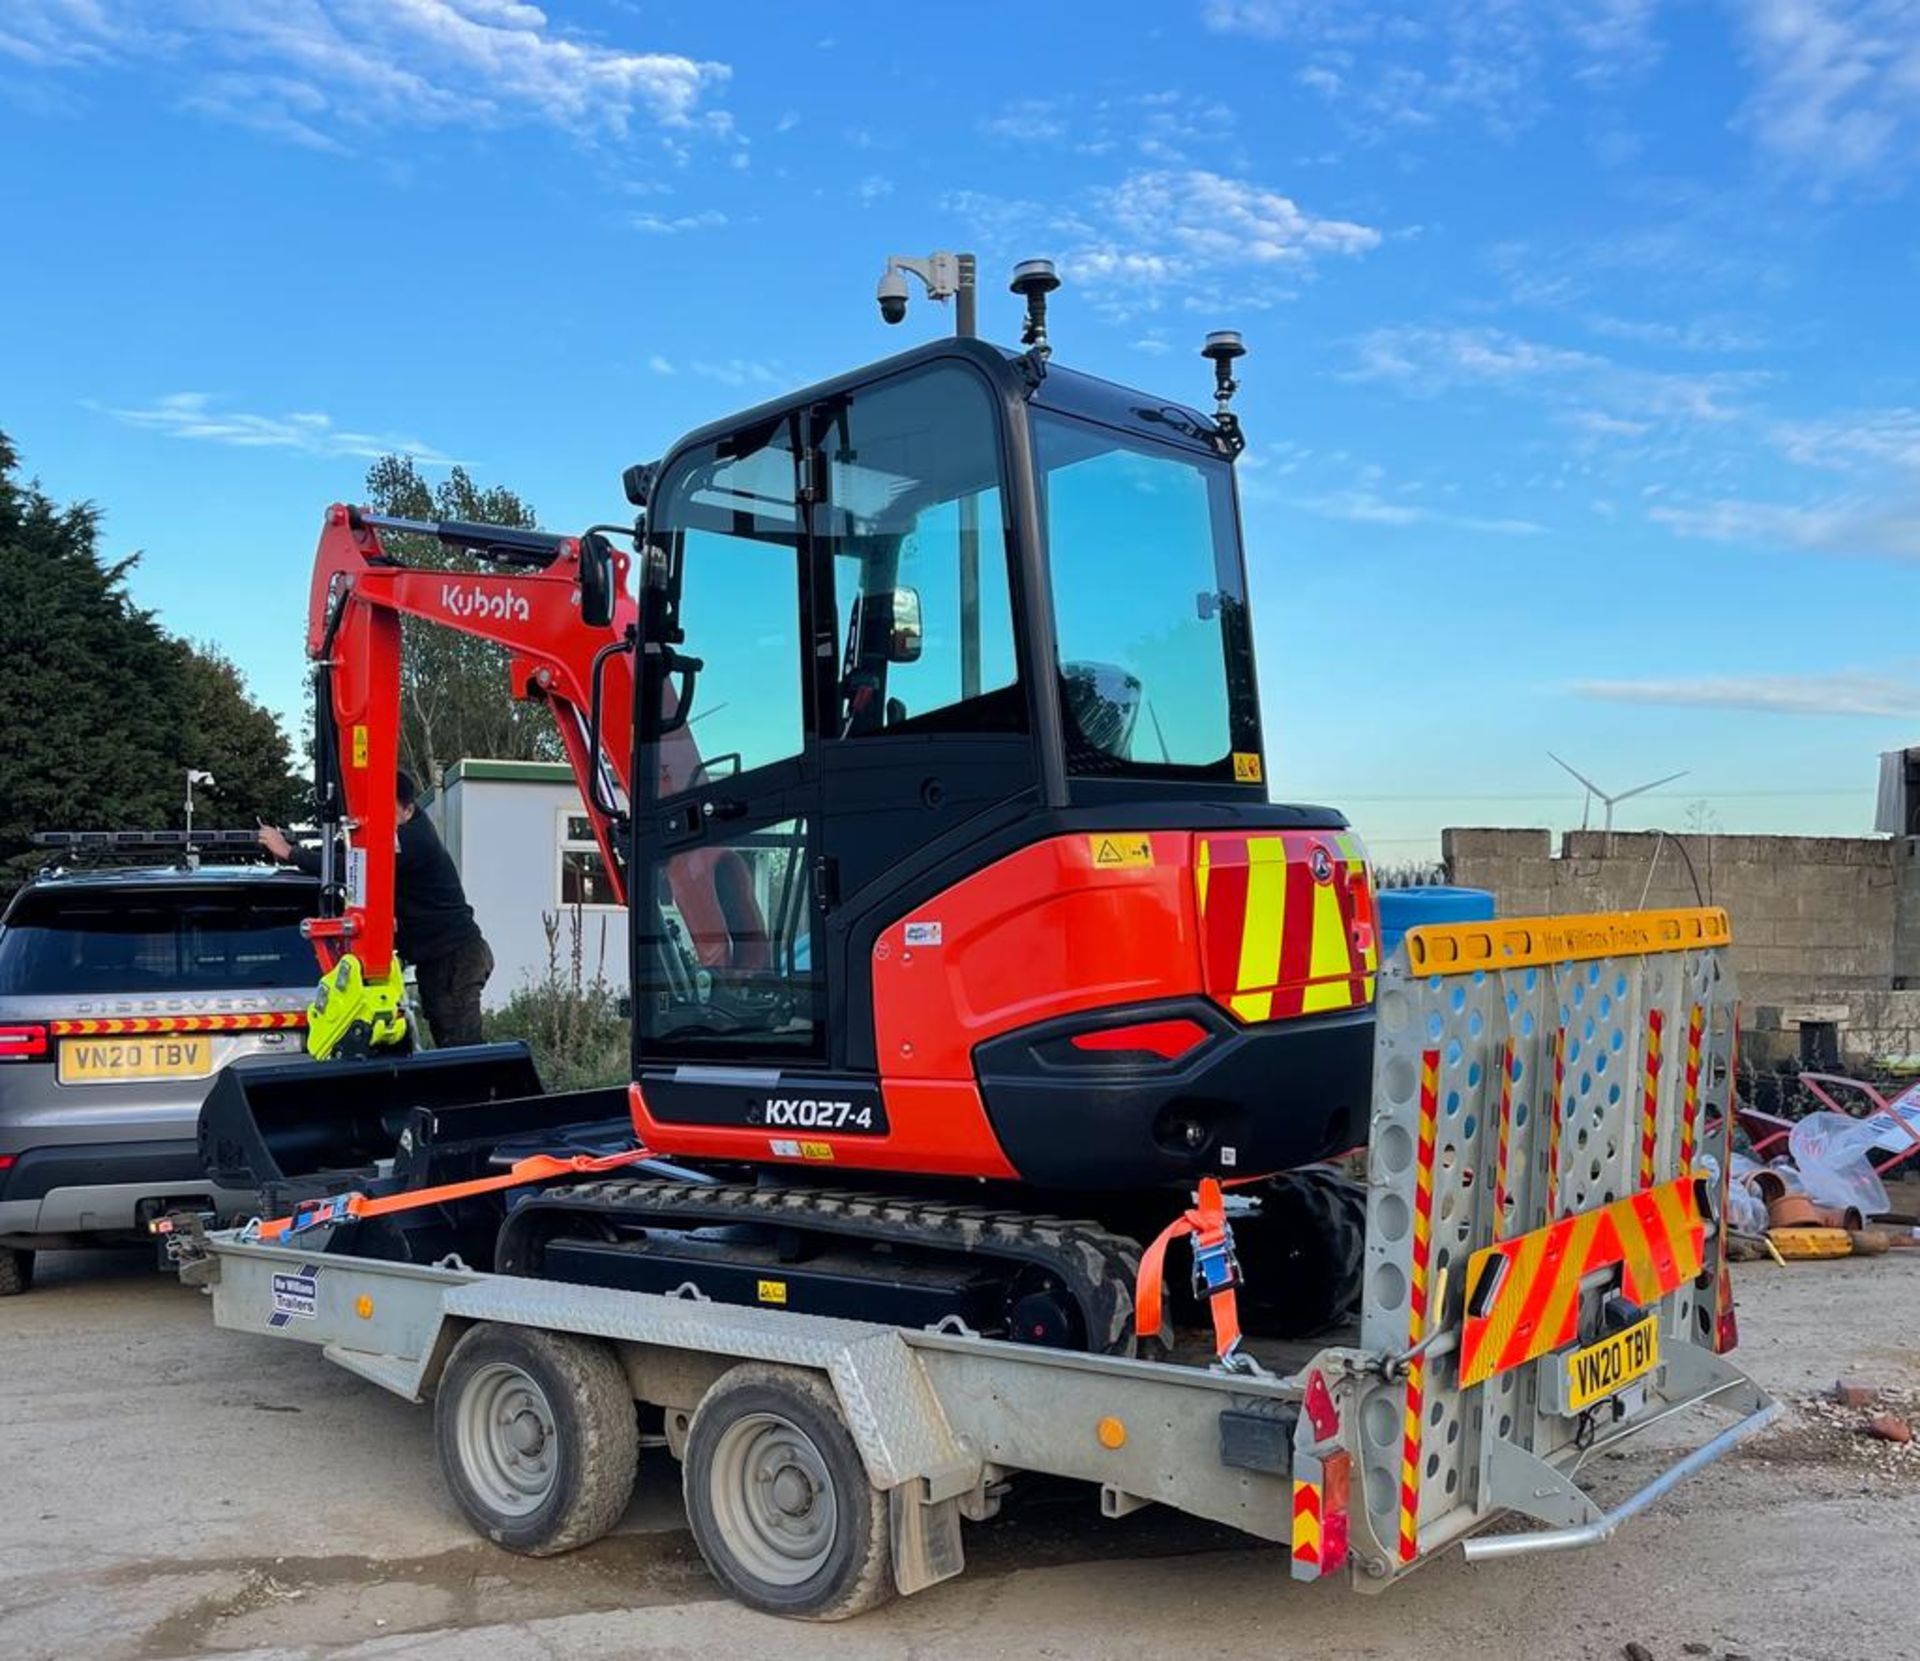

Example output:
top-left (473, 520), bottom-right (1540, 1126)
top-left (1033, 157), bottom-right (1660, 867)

top-left (58, 1035), bottom-right (213, 1084)
top-left (1564, 1315), bottom-right (1660, 1412)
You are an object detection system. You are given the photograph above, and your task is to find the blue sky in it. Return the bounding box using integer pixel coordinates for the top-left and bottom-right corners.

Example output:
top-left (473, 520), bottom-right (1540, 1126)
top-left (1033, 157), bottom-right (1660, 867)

top-left (4, 1), bottom-right (1919, 864)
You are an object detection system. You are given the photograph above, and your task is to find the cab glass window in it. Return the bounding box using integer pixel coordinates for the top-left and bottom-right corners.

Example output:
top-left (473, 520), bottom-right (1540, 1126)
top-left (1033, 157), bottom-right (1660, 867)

top-left (818, 366), bottom-right (1024, 739)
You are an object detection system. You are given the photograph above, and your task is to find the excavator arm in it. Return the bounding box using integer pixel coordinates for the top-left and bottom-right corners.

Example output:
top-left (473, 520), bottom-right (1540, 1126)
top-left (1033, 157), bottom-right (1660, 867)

top-left (301, 504), bottom-right (637, 1055)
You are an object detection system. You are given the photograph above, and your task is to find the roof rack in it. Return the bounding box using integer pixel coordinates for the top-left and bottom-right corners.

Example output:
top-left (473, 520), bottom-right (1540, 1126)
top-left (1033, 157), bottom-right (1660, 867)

top-left (30, 829), bottom-right (279, 873)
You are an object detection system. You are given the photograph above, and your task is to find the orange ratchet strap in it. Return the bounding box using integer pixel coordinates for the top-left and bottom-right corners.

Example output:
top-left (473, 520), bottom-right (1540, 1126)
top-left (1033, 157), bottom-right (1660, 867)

top-left (1135, 1176), bottom-right (1246, 1363)
top-left (257, 1147), bottom-right (654, 1242)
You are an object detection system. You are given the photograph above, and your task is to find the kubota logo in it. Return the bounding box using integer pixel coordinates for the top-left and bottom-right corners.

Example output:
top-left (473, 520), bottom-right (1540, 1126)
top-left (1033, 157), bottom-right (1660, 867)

top-left (440, 582), bottom-right (530, 623)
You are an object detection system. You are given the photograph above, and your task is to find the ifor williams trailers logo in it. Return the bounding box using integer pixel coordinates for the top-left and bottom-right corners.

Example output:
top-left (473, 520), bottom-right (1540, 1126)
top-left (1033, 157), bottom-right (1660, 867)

top-left (440, 582), bottom-right (531, 624)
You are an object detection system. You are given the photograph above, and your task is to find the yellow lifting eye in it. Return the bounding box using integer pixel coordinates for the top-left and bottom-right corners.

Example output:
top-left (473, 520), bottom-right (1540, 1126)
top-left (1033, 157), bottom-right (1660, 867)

top-left (1096, 1416), bottom-right (1127, 1450)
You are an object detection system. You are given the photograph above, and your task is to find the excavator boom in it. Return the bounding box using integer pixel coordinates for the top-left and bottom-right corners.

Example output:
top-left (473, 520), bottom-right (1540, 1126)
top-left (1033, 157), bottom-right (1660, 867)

top-left (303, 506), bottom-right (636, 985)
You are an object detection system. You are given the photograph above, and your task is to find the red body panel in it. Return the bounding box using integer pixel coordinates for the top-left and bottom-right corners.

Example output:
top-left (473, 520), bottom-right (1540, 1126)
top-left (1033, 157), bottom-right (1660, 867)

top-left (631, 830), bottom-right (1375, 1182)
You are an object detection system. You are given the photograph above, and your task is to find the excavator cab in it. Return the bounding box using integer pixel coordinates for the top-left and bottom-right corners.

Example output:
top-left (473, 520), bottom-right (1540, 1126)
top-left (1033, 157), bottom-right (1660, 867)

top-left (625, 338), bottom-right (1375, 1190)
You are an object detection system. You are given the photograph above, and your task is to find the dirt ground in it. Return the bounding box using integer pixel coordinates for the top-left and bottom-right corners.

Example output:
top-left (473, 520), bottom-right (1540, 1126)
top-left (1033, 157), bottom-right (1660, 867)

top-left (0, 1246), bottom-right (1915, 1661)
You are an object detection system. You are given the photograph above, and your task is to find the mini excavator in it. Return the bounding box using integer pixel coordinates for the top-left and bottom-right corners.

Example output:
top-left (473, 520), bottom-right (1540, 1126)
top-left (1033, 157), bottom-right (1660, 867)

top-left (201, 260), bottom-right (1379, 1354)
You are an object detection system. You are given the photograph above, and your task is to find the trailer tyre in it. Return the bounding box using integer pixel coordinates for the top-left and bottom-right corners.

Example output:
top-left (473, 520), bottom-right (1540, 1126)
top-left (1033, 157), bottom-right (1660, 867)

top-left (434, 1323), bottom-right (637, 1556)
top-left (0, 1247), bottom-right (33, 1297)
top-left (684, 1364), bottom-right (894, 1620)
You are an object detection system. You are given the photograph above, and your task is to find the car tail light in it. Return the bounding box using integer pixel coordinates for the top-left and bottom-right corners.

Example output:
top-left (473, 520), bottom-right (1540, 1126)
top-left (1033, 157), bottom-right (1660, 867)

top-left (1069, 1018), bottom-right (1210, 1062)
top-left (0, 1023), bottom-right (48, 1062)
top-left (0, 1154), bottom-right (14, 1172)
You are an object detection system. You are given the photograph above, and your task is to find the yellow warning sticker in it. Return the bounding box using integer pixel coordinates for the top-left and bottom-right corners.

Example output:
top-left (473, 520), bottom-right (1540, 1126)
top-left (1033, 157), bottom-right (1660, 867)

top-left (757, 1278), bottom-right (788, 1305)
top-left (1232, 751), bottom-right (1263, 784)
top-left (799, 1140), bottom-right (834, 1162)
top-left (351, 724), bottom-right (369, 769)
top-left (1089, 834), bottom-right (1154, 869)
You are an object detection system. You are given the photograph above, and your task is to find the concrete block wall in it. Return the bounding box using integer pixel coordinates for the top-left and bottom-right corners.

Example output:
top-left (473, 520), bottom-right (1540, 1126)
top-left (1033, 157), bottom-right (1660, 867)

top-left (1441, 827), bottom-right (1917, 1062)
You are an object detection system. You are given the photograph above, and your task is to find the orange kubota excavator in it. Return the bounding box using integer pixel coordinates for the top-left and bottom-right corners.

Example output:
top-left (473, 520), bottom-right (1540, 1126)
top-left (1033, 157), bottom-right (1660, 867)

top-left (200, 267), bottom-right (1378, 1353)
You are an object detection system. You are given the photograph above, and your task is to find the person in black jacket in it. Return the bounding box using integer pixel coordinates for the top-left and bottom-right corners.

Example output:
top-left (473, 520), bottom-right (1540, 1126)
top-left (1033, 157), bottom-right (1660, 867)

top-left (259, 772), bottom-right (494, 1048)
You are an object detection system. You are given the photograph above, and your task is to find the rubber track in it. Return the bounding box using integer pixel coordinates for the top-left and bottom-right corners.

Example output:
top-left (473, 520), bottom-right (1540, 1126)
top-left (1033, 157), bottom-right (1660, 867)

top-left (495, 1180), bottom-right (1144, 1355)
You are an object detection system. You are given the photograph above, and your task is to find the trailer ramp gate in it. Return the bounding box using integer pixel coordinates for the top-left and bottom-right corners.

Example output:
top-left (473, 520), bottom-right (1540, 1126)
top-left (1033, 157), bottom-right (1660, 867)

top-left (181, 906), bottom-right (1774, 1602)
top-left (1336, 905), bottom-right (1776, 1583)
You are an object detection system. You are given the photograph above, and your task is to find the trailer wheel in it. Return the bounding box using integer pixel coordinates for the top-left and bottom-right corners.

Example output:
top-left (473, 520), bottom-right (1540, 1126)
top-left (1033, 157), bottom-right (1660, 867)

top-left (0, 1247), bottom-right (32, 1297)
top-left (433, 1323), bottom-right (637, 1555)
top-left (683, 1364), bottom-right (894, 1620)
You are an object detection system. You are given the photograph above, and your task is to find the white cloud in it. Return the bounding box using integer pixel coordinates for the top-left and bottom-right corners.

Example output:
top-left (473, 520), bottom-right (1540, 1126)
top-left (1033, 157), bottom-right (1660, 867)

top-left (1730, 0), bottom-right (1920, 184)
top-left (980, 99), bottom-right (1068, 143)
top-left (1351, 325), bottom-right (1601, 385)
top-left (1202, 1), bottom-right (1661, 136)
top-left (98, 392), bottom-right (454, 463)
top-left (1649, 494), bottom-right (1920, 559)
top-left (690, 359), bottom-right (785, 389)
top-left (1583, 312), bottom-right (1770, 352)
top-left (0, 1), bottom-right (730, 150)
top-left (855, 174), bottom-right (893, 205)
top-left (632, 209), bottom-right (727, 234)
top-left (1773, 407), bottom-right (1920, 471)
top-left (975, 90), bottom-right (1235, 163)
top-left (647, 355), bottom-right (676, 376)
top-left (1299, 488), bottom-right (1546, 536)
top-left (1573, 669), bottom-right (1920, 717)
top-left (1348, 324), bottom-right (1765, 426)
top-left (944, 168), bottom-right (1379, 319)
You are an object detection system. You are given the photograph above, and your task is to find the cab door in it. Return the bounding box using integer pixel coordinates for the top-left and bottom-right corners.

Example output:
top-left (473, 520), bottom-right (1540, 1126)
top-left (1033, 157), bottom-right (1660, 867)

top-left (631, 415), bottom-right (827, 1097)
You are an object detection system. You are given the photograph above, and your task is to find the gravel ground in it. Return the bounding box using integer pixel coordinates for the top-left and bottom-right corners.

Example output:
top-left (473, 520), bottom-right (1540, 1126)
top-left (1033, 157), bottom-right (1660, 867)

top-left (0, 1245), bottom-right (1915, 1661)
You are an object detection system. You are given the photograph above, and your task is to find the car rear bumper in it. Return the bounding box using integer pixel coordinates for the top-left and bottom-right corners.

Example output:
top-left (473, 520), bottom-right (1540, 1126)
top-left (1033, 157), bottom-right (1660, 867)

top-left (0, 1137), bottom-right (256, 1242)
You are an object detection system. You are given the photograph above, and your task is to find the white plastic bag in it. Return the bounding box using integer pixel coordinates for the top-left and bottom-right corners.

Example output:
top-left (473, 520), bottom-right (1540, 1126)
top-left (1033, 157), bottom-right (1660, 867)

top-left (1716, 1152), bottom-right (1770, 1235)
top-left (1787, 1111), bottom-right (1889, 1218)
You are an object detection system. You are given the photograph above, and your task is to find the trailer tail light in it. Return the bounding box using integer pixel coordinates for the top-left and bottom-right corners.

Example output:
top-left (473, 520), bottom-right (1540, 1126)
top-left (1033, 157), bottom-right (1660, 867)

top-left (1713, 1258), bottom-right (1739, 1354)
top-left (1322, 1449), bottom-right (1352, 1572)
top-left (1291, 1446), bottom-right (1352, 1581)
top-left (0, 1023), bottom-right (48, 1061)
top-left (1069, 1018), bottom-right (1210, 1062)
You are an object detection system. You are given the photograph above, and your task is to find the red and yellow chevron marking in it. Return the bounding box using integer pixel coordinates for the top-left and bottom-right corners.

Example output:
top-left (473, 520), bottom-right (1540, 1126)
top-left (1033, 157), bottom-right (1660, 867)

top-left (1639, 1008), bottom-right (1664, 1190)
top-left (1679, 1003), bottom-right (1704, 1173)
top-left (1399, 1049), bottom-right (1441, 1563)
top-left (1493, 1036), bottom-right (1517, 1239)
top-left (1458, 1175), bottom-right (1706, 1388)
top-left (50, 1012), bottom-right (307, 1037)
top-left (1194, 832), bottom-right (1377, 1026)
top-left (1291, 1478), bottom-right (1322, 1572)
top-left (1548, 1025), bottom-right (1566, 1221)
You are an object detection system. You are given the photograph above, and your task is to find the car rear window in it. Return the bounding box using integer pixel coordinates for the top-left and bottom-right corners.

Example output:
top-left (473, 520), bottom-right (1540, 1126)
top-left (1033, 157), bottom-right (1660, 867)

top-left (0, 885), bottom-right (317, 995)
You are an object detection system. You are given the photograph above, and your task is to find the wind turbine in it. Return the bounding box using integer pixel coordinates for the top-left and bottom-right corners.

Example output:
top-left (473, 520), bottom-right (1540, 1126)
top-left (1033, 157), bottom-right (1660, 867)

top-left (1548, 753), bottom-right (1688, 833)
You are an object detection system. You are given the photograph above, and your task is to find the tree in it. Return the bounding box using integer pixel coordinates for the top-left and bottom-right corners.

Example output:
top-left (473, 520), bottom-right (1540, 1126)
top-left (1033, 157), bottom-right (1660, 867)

top-left (176, 642), bottom-right (308, 827)
top-left (362, 454), bottom-right (561, 786)
top-left (0, 431), bottom-right (305, 897)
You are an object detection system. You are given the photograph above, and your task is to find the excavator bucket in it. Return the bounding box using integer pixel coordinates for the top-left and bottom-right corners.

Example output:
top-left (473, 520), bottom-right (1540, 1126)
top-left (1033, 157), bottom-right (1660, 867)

top-left (199, 1043), bottom-right (631, 1219)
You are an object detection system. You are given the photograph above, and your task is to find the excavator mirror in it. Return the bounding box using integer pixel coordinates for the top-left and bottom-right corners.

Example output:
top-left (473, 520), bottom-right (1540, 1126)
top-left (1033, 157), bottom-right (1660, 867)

top-left (882, 587), bottom-right (923, 663)
top-left (579, 532), bottom-right (617, 629)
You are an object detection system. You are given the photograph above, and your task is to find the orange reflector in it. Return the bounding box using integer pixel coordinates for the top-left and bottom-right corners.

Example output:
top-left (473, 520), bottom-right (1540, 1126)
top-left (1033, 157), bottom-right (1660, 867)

top-left (355, 1295), bottom-right (374, 1320)
top-left (1323, 1448), bottom-right (1351, 1516)
top-left (1096, 1416), bottom-right (1127, 1449)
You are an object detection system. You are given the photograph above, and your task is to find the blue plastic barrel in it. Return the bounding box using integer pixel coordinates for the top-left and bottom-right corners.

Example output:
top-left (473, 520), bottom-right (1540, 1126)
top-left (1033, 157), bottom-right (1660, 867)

top-left (1376, 887), bottom-right (1496, 966)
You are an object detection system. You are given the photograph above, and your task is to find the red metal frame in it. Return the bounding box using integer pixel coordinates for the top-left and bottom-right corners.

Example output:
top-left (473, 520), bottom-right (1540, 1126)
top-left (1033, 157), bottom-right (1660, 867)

top-left (305, 504), bottom-right (637, 979)
top-left (1753, 1071), bottom-right (1920, 1178)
